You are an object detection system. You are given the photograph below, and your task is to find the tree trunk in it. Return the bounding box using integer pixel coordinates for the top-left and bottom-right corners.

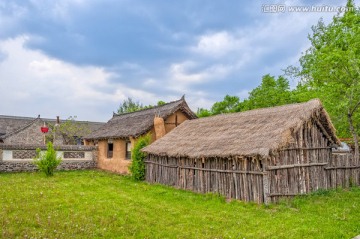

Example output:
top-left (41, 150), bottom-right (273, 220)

top-left (348, 112), bottom-right (359, 161)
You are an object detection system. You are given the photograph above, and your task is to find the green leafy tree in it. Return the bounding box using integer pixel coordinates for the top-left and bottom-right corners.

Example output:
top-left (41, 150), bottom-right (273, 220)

top-left (245, 74), bottom-right (295, 110)
top-left (196, 108), bottom-right (212, 117)
top-left (46, 116), bottom-right (91, 145)
top-left (157, 100), bottom-right (166, 106)
top-left (33, 142), bottom-right (62, 177)
top-left (196, 95), bottom-right (242, 117)
top-left (117, 98), bottom-right (167, 114)
top-left (211, 95), bottom-right (241, 115)
top-left (117, 97), bottom-right (145, 114)
top-left (292, 0), bottom-right (360, 159)
top-left (129, 134), bottom-right (151, 181)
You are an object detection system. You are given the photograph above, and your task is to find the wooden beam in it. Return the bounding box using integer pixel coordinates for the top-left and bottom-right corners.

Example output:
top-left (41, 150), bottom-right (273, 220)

top-left (267, 162), bottom-right (328, 170)
top-left (324, 165), bottom-right (360, 170)
top-left (280, 147), bottom-right (331, 151)
top-left (314, 118), bottom-right (335, 145)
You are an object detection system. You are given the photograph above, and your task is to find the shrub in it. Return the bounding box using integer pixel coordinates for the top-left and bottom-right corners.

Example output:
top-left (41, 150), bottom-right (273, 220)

top-left (129, 134), bottom-right (151, 181)
top-left (33, 142), bottom-right (62, 176)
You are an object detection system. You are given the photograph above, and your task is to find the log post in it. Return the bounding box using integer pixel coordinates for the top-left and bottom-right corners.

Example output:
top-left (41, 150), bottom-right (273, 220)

top-left (262, 157), bottom-right (270, 204)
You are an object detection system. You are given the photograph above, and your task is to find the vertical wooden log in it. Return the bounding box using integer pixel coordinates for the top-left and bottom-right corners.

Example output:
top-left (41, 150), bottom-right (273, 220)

top-left (243, 158), bottom-right (249, 201)
top-left (262, 157), bottom-right (270, 204)
top-left (233, 158), bottom-right (239, 200)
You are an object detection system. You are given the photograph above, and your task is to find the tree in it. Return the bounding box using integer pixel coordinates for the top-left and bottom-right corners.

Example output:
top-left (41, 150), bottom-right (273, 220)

top-left (117, 97), bottom-right (145, 114)
top-left (157, 100), bottom-right (166, 106)
top-left (33, 142), bottom-right (62, 177)
top-left (245, 74), bottom-right (295, 110)
top-left (196, 108), bottom-right (212, 117)
top-left (46, 116), bottom-right (91, 145)
top-left (211, 95), bottom-right (241, 115)
top-left (196, 95), bottom-right (241, 117)
top-left (117, 98), bottom-right (167, 114)
top-left (294, 0), bottom-right (360, 159)
top-left (129, 134), bottom-right (151, 181)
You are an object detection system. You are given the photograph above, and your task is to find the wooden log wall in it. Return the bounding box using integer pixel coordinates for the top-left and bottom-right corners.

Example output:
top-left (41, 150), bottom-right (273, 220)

top-left (267, 120), bottom-right (359, 202)
top-left (326, 152), bottom-right (360, 188)
top-left (145, 155), bottom-right (265, 203)
top-left (267, 120), bottom-right (332, 202)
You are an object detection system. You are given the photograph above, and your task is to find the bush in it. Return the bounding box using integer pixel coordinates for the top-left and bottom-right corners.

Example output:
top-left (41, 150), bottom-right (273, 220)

top-left (129, 134), bottom-right (151, 181)
top-left (33, 142), bottom-right (62, 176)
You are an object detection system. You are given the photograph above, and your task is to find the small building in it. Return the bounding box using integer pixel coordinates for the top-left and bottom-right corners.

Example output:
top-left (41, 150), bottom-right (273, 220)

top-left (84, 96), bottom-right (197, 174)
top-left (143, 99), bottom-right (343, 203)
top-left (0, 115), bottom-right (104, 145)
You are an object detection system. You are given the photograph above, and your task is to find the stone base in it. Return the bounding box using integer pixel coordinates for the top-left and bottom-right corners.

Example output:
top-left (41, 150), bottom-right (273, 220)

top-left (0, 160), bottom-right (96, 173)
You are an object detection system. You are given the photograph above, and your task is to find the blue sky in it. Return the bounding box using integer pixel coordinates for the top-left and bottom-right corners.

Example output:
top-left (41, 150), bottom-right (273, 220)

top-left (0, 0), bottom-right (353, 121)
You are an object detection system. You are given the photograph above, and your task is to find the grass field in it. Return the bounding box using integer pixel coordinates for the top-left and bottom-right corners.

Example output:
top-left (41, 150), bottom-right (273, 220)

top-left (0, 170), bottom-right (359, 238)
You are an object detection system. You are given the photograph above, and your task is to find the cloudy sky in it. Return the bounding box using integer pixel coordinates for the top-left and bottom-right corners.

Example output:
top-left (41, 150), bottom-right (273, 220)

top-left (0, 0), bottom-right (353, 122)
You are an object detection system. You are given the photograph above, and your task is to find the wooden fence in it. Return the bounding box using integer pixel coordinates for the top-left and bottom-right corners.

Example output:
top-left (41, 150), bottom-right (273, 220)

top-left (145, 151), bottom-right (359, 204)
top-left (327, 152), bottom-right (359, 188)
top-left (145, 155), bottom-right (265, 203)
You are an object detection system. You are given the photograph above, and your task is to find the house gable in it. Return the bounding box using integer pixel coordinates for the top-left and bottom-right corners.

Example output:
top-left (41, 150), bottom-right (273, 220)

top-left (4, 118), bottom-right (44, 145)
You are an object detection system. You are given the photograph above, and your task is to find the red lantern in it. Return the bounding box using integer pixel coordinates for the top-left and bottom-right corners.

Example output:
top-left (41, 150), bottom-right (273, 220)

top-left (41, 126), bottom-right (49, 133)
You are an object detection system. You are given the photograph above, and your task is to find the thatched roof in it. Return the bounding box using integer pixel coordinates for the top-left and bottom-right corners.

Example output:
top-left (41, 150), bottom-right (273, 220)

top-left (85, 96), bottom-right (197, 140)
top-left (0, 115), bottom-right (104, 140)
top-left (143, 99), bottom-right (340, 158)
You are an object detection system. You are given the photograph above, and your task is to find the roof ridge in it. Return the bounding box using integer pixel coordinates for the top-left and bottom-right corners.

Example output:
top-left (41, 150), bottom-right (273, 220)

top-left (193, 99), bottom-right (322, 122)
top-left (1, 117), bottom-right (42, 139)
top-left (0, 115), bottom-right (36, 120)
top-left (113, 97), bottom-right (185, 117)
top-left (0, 115), bottom-right (105, 124)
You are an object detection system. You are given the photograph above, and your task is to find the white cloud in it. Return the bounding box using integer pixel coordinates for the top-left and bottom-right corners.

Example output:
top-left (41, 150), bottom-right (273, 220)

top-left (166, 61), bottom-right (233, 95)
top-left (0, 36), bottom-right (156, 121)
top-left (192, 31), bottom-right (244, 58)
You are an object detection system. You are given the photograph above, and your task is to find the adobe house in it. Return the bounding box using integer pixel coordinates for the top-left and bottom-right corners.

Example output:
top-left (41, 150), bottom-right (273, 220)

top-left (0, 115), bottom-right (104, 145)
top-left (84, 96), bottom-right (197, 174)
top-left (142, 99), bottom-right (351, 203)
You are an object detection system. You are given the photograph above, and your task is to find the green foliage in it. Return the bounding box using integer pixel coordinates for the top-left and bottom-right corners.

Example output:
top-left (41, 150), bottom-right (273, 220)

top-left (290, 0), bottom-right (360, 156)
top-left (33, 142), bottom-right (62, 177)
top-left (157, 100), bottom-right (166, 106)
top-left (1, 171), bottom-right (360, 238)
top-left (196, 76), bottom-right (295, 118)
top-left (117, 97), bottom-right (146, 114)
top-left (117, 98), bottom-right (167, 114)
top-left (196, 95), bottom-right (241, 117)
top-left (129, 134), bottom-right (151, 181)
top-left (46, 116), bottom-right (91, 145)
top-left (196, 108), bottom-right (212, 117)
top-left (211, 95), bottom-right (241, 114)
top-left (245, 74), bottom-right (295, 110)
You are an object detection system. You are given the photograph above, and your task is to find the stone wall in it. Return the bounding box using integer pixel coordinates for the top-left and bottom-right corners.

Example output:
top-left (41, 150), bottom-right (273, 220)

top-left (0, 144), bottom-right (97, 173)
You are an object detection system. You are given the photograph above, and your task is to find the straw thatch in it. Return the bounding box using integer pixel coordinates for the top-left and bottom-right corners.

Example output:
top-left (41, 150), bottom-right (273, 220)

top-left (85, 96), bottom-right (197, 140)
top-left (143, 99), bottom-right (340, 158)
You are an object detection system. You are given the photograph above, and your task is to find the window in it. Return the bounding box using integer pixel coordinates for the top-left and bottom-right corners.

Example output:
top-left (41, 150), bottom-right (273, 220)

top-left (73, 136), bottom-right (84, 145)
top-left (126, 141), bottom-right (131, 160)
top-left (107, 143), bottom-right (113, 158)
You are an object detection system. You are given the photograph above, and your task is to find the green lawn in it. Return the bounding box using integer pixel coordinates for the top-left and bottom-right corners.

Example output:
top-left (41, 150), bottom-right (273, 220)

top-left (0, 170), bottom-right (359, 238)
